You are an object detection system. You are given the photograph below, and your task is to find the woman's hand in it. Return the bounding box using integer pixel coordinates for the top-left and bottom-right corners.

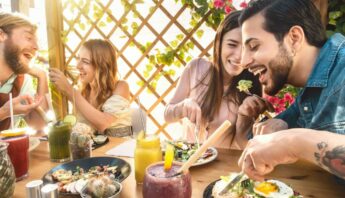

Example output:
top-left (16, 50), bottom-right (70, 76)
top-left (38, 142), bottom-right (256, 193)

top-left (49, 68), bottom-right (73, 97)
top-left (181, 98), bottom-right (202, 126)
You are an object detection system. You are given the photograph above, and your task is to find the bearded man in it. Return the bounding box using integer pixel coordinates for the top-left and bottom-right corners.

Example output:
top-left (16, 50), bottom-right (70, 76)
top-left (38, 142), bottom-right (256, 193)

top-left (0, 12), bottom-right (48, 130)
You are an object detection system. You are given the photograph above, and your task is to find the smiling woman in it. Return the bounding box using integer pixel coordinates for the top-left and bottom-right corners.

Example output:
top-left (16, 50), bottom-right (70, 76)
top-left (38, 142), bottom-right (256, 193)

top-left (49, 39), bottom-right (132, 136)
top-left (164, 10), bottom-right (262, 149)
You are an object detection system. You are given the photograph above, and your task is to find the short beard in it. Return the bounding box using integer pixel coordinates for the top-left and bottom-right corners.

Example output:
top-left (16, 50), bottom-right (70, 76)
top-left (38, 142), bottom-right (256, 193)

top-left (265, 44), bottom-right (293, 95)
top-left (4, 38), bottom-right (28, 74)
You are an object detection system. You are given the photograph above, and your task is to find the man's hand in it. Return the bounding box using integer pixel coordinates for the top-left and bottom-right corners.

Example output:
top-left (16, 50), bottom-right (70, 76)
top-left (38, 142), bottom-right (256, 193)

top-left (2, 95), bottom-right (42, 117)
top-left (238, 96), bottom-right (274, 119)
top-left (238, 130), bottom-right (299, 181)
top-left (253, 118), bottom-right (288, 136)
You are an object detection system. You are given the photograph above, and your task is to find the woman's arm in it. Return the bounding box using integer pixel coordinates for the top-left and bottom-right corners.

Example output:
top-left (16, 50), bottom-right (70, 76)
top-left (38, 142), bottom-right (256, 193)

top-left (164, 61), bottom-right (193, 123)
top-left (49, 68), bottom-right (122, 132)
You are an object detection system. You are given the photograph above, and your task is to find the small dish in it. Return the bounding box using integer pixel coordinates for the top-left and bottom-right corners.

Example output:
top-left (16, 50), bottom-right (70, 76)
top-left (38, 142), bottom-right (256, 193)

top-left (80, 180), bottom-right (122, 198)
top-left (93, 135), bottom-right (108, 144)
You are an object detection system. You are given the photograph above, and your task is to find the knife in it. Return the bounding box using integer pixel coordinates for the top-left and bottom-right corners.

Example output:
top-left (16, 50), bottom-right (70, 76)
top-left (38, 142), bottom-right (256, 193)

top-left (218, 172), bottom-right (245, 195)
top-left (193, 124), bottom-right (200, 149)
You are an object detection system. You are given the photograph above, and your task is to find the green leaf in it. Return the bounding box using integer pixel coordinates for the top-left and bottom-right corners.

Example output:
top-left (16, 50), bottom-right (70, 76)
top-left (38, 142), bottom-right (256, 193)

top-left (136, 80), bottom-right (145, 87)
top-left (149, 55), bottom-right (156, 64)
top-left (129, 42), bottom-right (135, 47)
top-left (98, 21), bottom-right (106, 27)
top-left (146, 64), bottom-right (153, 72)
top-left (143, 70), bottom-right (150, 78)
top-left (186, 56), bottom-right (193, 63)
top-left (186, 41), bottom-right (194, 49)
top-left (170, 40), bottom-right (179, 48)
top-left (196, 29), bottom-right (204, 38)
top-left (329, 11), bottom-right (342, 20)
top-left (176, 34), bottom-right (184, 41)
top-left (79, 23), bottom-right (86, 30)
top-left (106, 16), bottom-right (113, 23)
top-left (195, 5), bottom-right (208, 16)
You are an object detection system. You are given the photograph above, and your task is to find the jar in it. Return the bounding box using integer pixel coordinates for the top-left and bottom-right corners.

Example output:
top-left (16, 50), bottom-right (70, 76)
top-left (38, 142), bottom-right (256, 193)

top-left (69, 140), bottom-right (92, 160)
top-left (0, 141), bottom-right (16, 197)
top-left (134, 135), bottom-right (162, 183)
top-left (48, 121), bottom-right (71, 162)
top-left (143, 162), bottom-right (192, 198)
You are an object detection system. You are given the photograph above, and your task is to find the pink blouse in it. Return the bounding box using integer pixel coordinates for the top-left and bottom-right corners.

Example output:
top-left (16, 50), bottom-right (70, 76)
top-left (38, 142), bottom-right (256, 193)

top-left (165, 58), bottom-right (240, 149)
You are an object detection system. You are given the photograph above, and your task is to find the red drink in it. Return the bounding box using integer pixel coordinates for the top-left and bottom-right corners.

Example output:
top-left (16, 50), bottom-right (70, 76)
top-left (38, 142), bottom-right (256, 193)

top-left (2, 135), bottom-right (29, 181)
top-left (143, 162), bottom-right (192, 198)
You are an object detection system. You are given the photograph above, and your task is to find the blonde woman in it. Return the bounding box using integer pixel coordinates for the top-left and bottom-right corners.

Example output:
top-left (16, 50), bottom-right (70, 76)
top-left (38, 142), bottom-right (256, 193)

top-left (49, 39), bottom-right (132, 137)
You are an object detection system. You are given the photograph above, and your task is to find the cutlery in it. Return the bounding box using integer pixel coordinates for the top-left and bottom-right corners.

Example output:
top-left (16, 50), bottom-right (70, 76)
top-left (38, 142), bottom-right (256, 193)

top-left (169, 120), bottom-right (231, 177)
top-left (219, 172), bottom-right (245, 195)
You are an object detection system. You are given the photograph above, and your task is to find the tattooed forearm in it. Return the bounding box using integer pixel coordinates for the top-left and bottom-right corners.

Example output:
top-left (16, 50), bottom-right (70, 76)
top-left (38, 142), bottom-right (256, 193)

top-left (314, 141), bottom-right (345, 178)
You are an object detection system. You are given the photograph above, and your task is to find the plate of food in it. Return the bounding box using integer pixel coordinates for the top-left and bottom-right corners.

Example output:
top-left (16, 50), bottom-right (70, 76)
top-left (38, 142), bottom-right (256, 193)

top-left (42, 156), bottom-right (131, 196)
top-left (164, 141), bottom-right (218, 166)
top-left (203, 172), bottom-right (303, 198)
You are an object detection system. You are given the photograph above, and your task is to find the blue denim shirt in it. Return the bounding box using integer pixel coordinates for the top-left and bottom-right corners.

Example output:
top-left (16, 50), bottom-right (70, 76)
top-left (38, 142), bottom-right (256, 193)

top-left (277, 33), bottom-right (345, 134)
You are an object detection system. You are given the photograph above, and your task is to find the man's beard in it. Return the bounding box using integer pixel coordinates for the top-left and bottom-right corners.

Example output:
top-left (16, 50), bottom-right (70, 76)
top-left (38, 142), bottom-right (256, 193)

top-left (4, 38), bottom-right (29, 74)
top-left (265, 44), bottom-right (293, 95)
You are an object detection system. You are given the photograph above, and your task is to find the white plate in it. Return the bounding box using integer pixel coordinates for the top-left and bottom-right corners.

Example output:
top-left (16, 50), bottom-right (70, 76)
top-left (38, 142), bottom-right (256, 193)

top-left (29, 137), bottom-right (40, 152)
top-left (192, 147), bottom-right (218, 166)
top-left (163, 143), bottom-right (218, 167)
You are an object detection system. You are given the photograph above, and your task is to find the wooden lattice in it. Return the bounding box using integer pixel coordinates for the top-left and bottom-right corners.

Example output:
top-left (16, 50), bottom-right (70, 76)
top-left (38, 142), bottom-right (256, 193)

top-left (46, 0), bottom-right (216, 138)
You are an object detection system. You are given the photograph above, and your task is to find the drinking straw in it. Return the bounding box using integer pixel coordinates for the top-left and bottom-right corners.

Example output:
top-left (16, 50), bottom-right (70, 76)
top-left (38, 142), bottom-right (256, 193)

top-left (9, 93), bottom-right (14, 130)
top-left (176, 120), bottom-right (231, 175)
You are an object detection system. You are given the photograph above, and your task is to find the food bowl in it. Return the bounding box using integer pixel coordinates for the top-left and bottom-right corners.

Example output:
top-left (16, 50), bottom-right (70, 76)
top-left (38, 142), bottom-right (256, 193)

top-left (80, 180), bottom-right (122, 198)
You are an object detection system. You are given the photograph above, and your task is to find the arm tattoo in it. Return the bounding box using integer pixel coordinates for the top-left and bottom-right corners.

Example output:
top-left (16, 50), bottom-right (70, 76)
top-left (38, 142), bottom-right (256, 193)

top-left (314, 142), bottom-right (345, 178)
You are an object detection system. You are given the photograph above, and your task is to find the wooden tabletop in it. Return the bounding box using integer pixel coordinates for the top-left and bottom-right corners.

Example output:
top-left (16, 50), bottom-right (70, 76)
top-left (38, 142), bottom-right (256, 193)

top-left (14, 137), bottom-right (345, 198)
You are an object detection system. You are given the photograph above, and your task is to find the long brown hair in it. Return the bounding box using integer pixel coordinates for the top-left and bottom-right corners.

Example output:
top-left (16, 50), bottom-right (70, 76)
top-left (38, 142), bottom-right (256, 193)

top-left (199, 10), bottom-right (262, 122)
top-left (80, 39), bottom-right (118, 109)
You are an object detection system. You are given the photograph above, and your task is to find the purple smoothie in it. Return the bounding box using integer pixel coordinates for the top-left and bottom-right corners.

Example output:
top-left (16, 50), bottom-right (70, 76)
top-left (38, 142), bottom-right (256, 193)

top-left (143, 162), bottom-right (192, 198)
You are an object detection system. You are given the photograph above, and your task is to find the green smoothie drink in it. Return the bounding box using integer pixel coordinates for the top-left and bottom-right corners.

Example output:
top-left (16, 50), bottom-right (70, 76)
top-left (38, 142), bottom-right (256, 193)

top-left (48, 121), bottom-right (71, 162)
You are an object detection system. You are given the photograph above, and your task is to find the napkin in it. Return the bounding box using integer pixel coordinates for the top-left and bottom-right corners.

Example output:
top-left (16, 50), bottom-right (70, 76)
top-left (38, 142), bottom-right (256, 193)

top-left (105, 139), bottom-right (136, 158)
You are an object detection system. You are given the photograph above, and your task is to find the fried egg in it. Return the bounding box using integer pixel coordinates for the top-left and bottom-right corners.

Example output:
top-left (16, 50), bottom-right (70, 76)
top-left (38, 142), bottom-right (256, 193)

top-left (254, 180), bottom-right (294, 198)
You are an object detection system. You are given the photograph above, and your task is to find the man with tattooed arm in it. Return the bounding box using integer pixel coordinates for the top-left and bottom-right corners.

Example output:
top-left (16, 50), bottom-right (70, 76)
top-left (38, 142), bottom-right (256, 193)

top-left (236, 0), bottom-right (345, 181)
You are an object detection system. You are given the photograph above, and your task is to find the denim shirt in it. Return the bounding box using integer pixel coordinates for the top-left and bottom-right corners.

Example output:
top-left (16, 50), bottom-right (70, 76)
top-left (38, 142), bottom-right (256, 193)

top-left (277, 33), bottom-right (345, 134)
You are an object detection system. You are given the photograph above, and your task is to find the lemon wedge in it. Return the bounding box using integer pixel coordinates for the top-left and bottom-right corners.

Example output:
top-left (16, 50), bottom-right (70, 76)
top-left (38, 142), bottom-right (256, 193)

top-left (164, 144), bottom-right (175, 171)
top-left (63, 114), bottom-right (77, 126)
top-left (1, 128), bottom-right (26, 137)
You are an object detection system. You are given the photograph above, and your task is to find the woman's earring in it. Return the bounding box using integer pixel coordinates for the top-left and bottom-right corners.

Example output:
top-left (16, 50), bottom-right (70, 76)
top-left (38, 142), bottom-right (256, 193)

top-left (292, 49), bottom-right (296, 57)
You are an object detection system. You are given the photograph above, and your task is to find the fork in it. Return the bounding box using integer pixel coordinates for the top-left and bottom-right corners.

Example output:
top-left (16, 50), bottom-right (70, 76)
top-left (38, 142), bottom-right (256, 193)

top-left (243, 90), bottom-right (272, 119)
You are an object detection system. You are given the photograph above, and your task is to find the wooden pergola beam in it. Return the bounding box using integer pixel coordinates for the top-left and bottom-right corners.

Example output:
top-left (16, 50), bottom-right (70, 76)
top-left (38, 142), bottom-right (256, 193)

top-left (45, 0), bottom-right (68, 120)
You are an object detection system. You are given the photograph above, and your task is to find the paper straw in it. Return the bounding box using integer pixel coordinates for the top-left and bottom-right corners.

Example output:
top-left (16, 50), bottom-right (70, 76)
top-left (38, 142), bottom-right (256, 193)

top-left (9, 93), bottom-right (14, 130)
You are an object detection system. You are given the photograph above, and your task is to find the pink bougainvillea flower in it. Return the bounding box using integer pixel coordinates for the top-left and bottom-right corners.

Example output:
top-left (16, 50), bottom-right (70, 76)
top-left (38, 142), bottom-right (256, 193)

top-left (284, 93), bottom-right (294, 104)
top-left (240, 1), bottom-right (248, 8)
top-left (228, 0), bottom-right (233, 3)
top-left (214, 0), bottom-right (224, 8)
top-left (224, 5), bottom-right (232, 14)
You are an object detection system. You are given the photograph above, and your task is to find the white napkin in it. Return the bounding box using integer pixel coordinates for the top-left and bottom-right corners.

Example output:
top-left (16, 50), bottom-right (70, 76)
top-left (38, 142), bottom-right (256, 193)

top-left (105, 139), bottom-right (136, 158)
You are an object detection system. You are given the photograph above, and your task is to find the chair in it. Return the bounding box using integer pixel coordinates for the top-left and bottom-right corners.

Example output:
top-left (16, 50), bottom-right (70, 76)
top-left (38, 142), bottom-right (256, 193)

top-left (130, 107), bottom-right (147, 137)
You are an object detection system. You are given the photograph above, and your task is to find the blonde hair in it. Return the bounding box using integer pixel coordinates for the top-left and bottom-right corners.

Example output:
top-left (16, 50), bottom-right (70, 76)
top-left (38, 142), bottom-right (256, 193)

top-left (80, 39), bottom-right (118, 109)
top-left (0, 12), bottom-right (37, 34)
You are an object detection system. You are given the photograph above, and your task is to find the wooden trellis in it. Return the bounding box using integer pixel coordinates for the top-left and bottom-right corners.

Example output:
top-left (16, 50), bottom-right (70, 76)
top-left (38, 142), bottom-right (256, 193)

top-left (45, 0), bottom-right (215, 138)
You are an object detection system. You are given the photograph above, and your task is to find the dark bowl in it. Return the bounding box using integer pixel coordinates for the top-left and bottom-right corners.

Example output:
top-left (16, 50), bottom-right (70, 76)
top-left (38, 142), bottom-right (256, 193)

top-left (42, 157), bottom-right (131, 196)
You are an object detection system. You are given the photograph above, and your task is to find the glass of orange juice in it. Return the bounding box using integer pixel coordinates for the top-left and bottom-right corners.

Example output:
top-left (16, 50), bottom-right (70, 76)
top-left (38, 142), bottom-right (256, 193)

top-left (134, 132), bottom-right (162, 183)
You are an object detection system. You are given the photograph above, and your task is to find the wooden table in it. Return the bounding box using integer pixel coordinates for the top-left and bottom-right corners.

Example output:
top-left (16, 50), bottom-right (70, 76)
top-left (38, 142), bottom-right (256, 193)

top-left (15, 137), bottom-right (345, 198)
